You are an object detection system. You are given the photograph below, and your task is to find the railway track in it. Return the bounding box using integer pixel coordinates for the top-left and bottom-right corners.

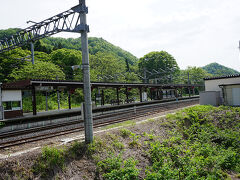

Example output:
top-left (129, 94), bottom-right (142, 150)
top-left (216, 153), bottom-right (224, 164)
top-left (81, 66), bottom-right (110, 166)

top-left (0, 98), bottom-right (198, 149)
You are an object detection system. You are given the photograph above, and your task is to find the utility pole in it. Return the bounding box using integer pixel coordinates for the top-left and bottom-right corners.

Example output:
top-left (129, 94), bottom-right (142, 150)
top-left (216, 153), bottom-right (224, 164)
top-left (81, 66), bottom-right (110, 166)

top-left (238, 41), bottom-right (240, 54)
top-left (30, 42), bottom-right (34, 65)
top-left (79, 0), bottom-right (93, 144)
top-left (239, 41), bottom-right (240, 52)
top-left (144, 67), bottom-right (147, 83)
top-left (188, 72), bottom-right (191, 97)
top-left (0, 83), bottom-right (3, 120)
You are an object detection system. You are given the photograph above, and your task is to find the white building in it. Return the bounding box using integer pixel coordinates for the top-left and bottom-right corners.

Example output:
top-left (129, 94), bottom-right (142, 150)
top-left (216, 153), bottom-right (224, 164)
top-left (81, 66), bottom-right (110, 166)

top-left (201, 74), bottom-right (240, 106)
top-left (0, 82), bottom-right (23, 119)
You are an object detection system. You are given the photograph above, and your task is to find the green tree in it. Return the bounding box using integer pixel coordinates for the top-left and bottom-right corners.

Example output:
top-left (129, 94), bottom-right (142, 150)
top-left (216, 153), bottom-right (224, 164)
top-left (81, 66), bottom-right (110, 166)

top-left (34, 40), bottom-right (53, 54)
top-left (90, 52), bottom-right (126, 82)
top-left (34, 51), bottom-right (51, 62)
top-left (138, 51), bottom-right (180, 83)
top-left (0, 48), bottom-right (29, 82)
top-left (50, 48), bottom-right (82, 80)
top-left (175, 66), bottom-right (211, 85)
top-left (0, 28), bottom-right (20, 39)
top-left (9, 61), bottom-right (65, 80)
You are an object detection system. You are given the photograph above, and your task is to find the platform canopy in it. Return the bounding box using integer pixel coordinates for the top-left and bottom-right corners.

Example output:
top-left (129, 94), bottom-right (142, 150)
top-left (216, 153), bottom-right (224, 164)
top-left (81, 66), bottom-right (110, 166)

top-left (2, 79), bottom-right (204, 90)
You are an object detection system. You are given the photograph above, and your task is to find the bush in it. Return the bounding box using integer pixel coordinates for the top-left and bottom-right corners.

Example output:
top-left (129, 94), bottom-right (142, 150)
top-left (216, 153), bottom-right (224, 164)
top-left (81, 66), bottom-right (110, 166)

top-left (120, 128), bottom-right (132, 138)
top-left (33, 147), bottom-right (65, 176)
top-left (97, 154), bottom-right (139, 180)
top-left (145, 105), bottom-right (240, 179)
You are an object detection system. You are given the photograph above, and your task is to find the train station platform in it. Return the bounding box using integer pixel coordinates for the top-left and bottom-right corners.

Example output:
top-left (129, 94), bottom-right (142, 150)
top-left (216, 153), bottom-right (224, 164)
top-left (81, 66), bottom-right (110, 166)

top-left (1, 79), bottom-right (203, 119)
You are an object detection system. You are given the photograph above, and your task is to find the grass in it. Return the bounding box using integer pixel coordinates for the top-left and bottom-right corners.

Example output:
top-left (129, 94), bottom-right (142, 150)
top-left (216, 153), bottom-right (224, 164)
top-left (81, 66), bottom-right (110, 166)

top-left (95, 105), bottom-right (240, 179)
top-left (33, 146), bottom-right (65, 177)
top-left (120, 128), bottom-right (132, 138)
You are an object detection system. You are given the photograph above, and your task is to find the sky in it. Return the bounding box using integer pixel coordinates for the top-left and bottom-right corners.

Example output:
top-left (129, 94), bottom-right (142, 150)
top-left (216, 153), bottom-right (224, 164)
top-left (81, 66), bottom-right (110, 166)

top-left (0, 0), bottom-right (240, 70)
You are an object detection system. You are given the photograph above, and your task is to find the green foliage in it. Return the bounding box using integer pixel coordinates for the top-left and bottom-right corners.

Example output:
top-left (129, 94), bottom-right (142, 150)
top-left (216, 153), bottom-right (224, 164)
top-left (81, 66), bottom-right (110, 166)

top-left (0, 28), bottom-right (139, 83)
top-left (0, 28), bottom-right (20, 39)
top-left (120, 128), bottom-right (132, 138)
top-left (175, 66), bottom-right (211, 85)
top-left (145, 105), bottom-right (240, 179)
top-left (106, 133), bottom-right (125, 150)
top-left (87, 137), bottom-right (109, 156)
top-left (202, 62), bottom-right (239, 76)
top-left (41, 36), bottom-right (138, 66)
top-left (139, 51), bottom-right (180, 83)
top-left (50, 48), bottom-right (82, 80)
top-left (143, 132), bottom-right (155, 141)
top-left (0, 48), bottom-right (29, 82)
top-left (9, 61), bottom-right (65, 80)
top-left (68, 141), bottom-right (87, 159)
top-left (34, 51), bottom-right (51, 62)
top-left (33, 147), bottom-right (65, 176)
top-left (129, 132), bottom-right (141, 148)
top-left (34, 40), bottom-right (53, 53)
top-left (90, 52), bottom-right (126, 81)
top-left (97, 154), bottom-right (139, 180)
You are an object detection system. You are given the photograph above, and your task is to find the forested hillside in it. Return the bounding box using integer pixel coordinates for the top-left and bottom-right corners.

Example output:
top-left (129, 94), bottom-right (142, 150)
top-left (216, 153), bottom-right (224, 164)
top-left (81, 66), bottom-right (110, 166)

top-left (0, 28), bottom-right (209, 111)
top-left (0, 28), bottom-right (139, 83)
top-left (0, 28), bottom-right (212, 86)
top-left (202, 62), bottom-right (239, 76)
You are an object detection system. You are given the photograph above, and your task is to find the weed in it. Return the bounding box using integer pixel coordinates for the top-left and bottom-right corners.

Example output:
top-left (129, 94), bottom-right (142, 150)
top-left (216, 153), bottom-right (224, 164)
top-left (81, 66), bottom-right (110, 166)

top-left (87, 137), bottom-right (108, 156)
top-left (147, 118), bottom-right (155, 123)
top-left (106, 133), bottom-right (125, 150)
top-left (145, 105), bottom-right (240, 178)
top-left (143, 132), bottom-right (155, 141)
top-left (68, 141), bottom-right (87, 158)
top-left (120, 128), bottom-right (132, 138)
top-left (33, 146), bottom-right (65, 177)
top-left (97, 154), bottom-right (139, 180)
top-left (129, 132), bottom-right (141, 148)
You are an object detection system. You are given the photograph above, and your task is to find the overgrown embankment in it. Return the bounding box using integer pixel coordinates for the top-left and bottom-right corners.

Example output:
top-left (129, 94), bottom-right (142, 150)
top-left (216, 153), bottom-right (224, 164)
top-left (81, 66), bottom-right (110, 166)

top-left (0, 105), bottom-right (239, 179)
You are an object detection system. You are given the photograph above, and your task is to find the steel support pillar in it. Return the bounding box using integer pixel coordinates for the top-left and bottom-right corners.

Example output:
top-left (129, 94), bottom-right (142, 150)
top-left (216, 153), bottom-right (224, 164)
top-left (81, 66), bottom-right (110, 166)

top-left (45, 91), bottom-right (48, 111)
top-left (139, 87), bottom-right (143, 102)
top-left (68, 91), bottom-right (71, 109)
top-left (32, 86), bottom-right (37, 115)
top-left (160, 89), bottom-right (163, 100)
top-left (101, 90), bottom-right (104, 106)
top-left (30, 42), bottom-right (35, 65)
top-left (57, 89), bottom-right (60, 110)
top-left (116, 87), bottom-right (120, 105)
top-left (0, 83), bottom-right (3, 120)
top-left (175, 89), bottom-right (178, 98)
top-left (126, 87), bottom-right (129, 103)
top-left (80, 0), bottom-right (93, 144)
top-left (150, 89), bottom-right (153, 100)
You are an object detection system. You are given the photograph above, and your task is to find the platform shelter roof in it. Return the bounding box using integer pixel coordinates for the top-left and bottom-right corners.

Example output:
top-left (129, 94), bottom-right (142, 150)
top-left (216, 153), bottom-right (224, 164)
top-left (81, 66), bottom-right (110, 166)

top-left (2, 79), bottom-right (203, 90)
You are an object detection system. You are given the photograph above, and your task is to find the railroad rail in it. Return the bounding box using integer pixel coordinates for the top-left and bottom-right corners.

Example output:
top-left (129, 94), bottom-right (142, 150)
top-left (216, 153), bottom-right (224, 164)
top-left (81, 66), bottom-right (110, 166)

top-left (0, 97), bottom-right (199, 149)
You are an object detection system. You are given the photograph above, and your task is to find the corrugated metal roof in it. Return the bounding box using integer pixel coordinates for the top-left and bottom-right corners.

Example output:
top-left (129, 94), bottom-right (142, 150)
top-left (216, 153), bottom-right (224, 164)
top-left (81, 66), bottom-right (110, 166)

top-left (219, 83), bottom-right (240, 86)
top-left (204, 74), bottom-right (240, 81)
top-left (2, 79), bottom-right (204, 90)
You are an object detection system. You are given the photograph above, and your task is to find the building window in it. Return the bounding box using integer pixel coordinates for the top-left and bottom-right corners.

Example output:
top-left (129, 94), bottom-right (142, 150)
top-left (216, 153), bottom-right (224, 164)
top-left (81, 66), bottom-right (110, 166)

top-left (3, 101), bottom-right (21, 111)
